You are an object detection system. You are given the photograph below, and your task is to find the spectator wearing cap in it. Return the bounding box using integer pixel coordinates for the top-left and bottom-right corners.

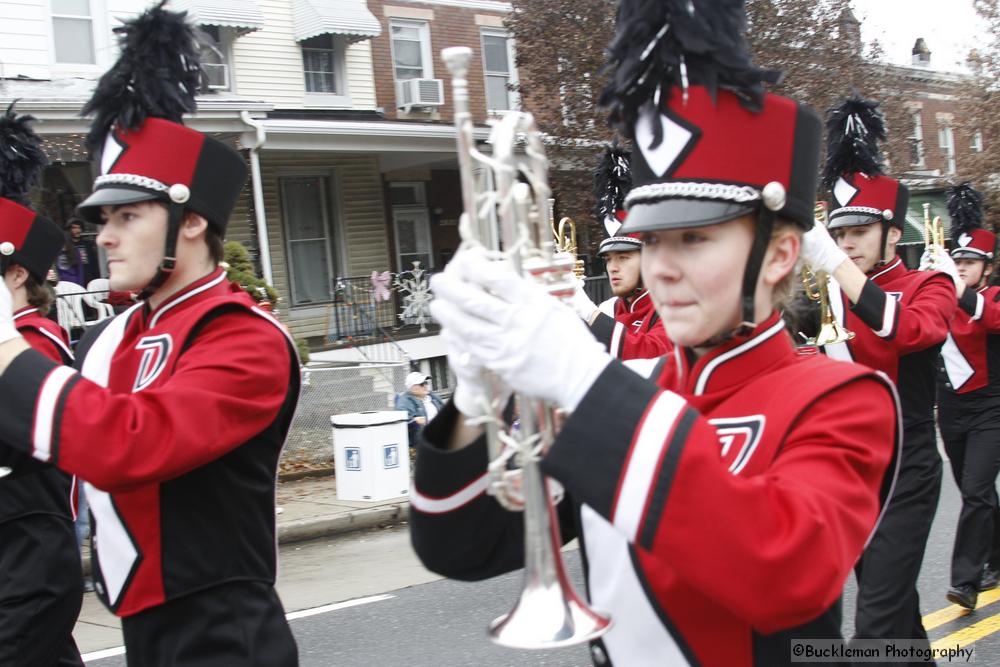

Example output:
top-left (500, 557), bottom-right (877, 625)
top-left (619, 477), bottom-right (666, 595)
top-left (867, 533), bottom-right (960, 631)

top-left (395, 371), bottom-right (443, 446)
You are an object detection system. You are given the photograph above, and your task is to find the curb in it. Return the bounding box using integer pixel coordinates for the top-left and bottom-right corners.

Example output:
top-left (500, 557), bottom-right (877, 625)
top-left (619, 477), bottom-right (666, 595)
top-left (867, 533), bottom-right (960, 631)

top-left (82, 501), bottom-right (411, 577)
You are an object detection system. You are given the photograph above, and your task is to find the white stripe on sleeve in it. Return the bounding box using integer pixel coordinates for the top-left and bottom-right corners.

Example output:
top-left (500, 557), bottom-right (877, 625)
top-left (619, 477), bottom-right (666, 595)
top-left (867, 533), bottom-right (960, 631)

top-left (32, 365), bottom-right (77, 462)
top-left (612, 391), bottom-right (686, 542)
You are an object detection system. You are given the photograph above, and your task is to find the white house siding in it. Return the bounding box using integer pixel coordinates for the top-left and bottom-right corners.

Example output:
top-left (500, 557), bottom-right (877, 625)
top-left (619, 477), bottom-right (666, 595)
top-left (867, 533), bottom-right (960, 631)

top-left (231, 0), bottom-right (378, 109)
top-left (1, 0), bottom-right (53, 80)
top-left (345, 39), bottom-right (377, 110)
top-left (258, 151), bottom-right (390, 340)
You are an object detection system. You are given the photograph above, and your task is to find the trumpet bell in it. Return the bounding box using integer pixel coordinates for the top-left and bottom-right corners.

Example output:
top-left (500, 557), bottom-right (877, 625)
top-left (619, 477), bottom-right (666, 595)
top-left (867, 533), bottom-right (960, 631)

top-left (488, 576), bottom-right (613, 649)
top-left (814, 320), bottom-right (855, 346)
top-left (488, 468), bottom-right (612, 649)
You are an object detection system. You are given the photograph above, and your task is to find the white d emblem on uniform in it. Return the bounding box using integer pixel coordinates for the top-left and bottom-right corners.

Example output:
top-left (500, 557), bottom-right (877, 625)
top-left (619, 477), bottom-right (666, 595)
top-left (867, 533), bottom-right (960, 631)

top-left (132, 334), bottom-right (173, 392)
top-left (708, 415), bottom-right (766, 475)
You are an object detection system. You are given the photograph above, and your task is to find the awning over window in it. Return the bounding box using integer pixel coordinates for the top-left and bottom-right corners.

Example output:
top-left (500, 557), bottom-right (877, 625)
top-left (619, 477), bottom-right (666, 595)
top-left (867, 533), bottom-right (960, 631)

top-left (170, 0), bottom-right (266, 33)
top-left (293, 0), bottom-right (382, 42)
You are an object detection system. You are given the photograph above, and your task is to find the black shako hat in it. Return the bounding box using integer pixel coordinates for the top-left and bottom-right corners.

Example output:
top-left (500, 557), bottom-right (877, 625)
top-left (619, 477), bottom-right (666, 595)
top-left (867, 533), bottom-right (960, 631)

top-left (76, 1), bottom-right (246, 298)
top-left (593, 143), bottom-right (641, 256)
top-left (599, 0), bottom-right (822, 339)
top-left (0, 101), bottom-right (64, 283)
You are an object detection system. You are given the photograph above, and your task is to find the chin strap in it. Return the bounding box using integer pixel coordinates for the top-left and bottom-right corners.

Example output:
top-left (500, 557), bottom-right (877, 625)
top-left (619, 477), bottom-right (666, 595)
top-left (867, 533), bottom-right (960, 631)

top-left (136, 200), bottom-right (185, 302)
top-left (878, 219), bottom-right (892, 264)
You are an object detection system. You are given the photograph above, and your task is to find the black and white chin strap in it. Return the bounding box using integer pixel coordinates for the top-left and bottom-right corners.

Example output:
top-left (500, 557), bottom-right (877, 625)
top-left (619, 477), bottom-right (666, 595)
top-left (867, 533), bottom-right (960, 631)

top-left (137, 200), bottom-right (186, 302)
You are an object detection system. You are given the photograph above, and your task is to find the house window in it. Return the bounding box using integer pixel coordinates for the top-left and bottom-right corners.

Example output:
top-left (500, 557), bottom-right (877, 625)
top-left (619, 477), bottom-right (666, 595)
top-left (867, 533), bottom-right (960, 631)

top-left (302, 34), bottom-right (343, 94)
top-left (281, 176), bottom-right (341, 306)
top-left (480, 29), bottom-right (518, 112)
top-left (51, 0), bottom-right (95, 64)
top-left (909, 112), bottom-right (924, 167)
top-left (972, 130), bottom-right (984, 153)
top-left (939, 125), bottom-right (956, 174)
top-left (199, 26), bottom-right (231, 91)
top-left (428, 356), bottom-right (453, 392)
top-left (389, 183), bottom-right (432, 271)
top-left (390, 20), bottom-right (432, 82)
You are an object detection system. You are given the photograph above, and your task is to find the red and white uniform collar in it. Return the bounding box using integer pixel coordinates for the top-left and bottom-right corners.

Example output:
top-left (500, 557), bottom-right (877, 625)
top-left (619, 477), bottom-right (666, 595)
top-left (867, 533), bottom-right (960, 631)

top-left (666, 311), bottom-right (790, 396)
top-left (142, 267), bottom-right (230, 328)
top-left (867, 256), bottom-right (906, 285)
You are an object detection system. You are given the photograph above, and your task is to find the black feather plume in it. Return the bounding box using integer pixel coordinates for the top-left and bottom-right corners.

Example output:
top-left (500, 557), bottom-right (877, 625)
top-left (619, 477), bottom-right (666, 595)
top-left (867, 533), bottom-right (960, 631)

top-left (599, 0), bottom-right (782, 139)
top-left (822, 96), bottom-right (886, 189)
top-left (81, 0), bottom-right (202, 153)
top-left (0, 101), bottom-right (48, 206)
top-left (593, 143), bottom-right (632, 230)
top-left (947, 182), bottom-right (985, 241)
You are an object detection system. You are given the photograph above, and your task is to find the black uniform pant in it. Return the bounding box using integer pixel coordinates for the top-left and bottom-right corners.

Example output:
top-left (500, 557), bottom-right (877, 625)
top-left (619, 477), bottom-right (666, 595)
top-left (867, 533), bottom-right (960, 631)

top-left (120, 580), bottom-right (298, 667)
top-left (854, 423), bottom-right (941, 663)
top-left (938, 405), bottom-right (1000, 589)
top-left (0, 515), bottom-right (84, 667)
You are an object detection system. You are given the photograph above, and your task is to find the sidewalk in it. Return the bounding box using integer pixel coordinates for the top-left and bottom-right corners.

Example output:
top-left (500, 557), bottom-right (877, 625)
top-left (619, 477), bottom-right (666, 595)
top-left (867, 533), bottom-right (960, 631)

top-left (81, 473), bottom-right (410, 574)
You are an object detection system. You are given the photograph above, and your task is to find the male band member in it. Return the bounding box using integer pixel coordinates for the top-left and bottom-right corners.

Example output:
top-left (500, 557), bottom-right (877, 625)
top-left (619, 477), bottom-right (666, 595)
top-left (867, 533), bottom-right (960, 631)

top-left (800, 96), bottom-right (956, 658)
top-left (411, 2), bottom-right (899, 665)
top-left (0, 103), bottom-right (83, 667)
top-left (570, 145), bottom-right (671, 359)
top-left (934, 183), bottom-right (1000, 609)
top-left (0, 5), bottom-right (300, 664)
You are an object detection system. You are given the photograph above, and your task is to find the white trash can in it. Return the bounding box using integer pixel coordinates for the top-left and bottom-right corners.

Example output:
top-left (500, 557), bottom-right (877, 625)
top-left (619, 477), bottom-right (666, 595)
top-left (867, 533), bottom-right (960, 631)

top-left (331, 411), bottom-right (410, 502)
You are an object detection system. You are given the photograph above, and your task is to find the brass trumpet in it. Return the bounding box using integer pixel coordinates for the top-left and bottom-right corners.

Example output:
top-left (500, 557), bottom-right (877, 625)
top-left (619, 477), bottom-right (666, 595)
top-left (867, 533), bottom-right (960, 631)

top-left (923, 202), bottom-right (945, 248)
top-left (550, 212), bottom-right (586, 279)
top-left (801, 202), bottom-right (854, 346)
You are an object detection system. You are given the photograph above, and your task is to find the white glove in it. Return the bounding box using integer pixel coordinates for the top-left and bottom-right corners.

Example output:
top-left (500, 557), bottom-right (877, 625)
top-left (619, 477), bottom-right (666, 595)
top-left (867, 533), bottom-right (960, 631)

top-left (801, 222), bottom-right (849, 275)
top-left (568, 277), bottom-right (599, 322)
top-left (0, 280), bottom-right (19, 346)
top-left (430, 247), bottom-right (611, 412)
top-left (442, 328), bottom-right (511, 420)
top-left (920, 245), bottom-right (961, 285)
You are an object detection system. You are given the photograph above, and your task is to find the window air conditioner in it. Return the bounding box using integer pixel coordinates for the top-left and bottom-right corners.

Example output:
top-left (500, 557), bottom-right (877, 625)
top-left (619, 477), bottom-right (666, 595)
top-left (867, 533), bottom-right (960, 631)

top-left (396, 78), bottom-right (444, 111)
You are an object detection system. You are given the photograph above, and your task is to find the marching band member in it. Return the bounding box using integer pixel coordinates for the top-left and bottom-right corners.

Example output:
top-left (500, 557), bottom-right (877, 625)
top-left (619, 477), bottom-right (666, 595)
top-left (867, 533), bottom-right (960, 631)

top-left (570, 145), bottom-right (671, 359)
top-left (411, 2), bottom-right (899, 665)
top-left (935, 183), bottom-right (1000, 609)
top-left (0, 5), bottom-right (300, 664)
top-left (800, 96), bottom-right (956, 657)
top-left (0, 103), bottom-right (83, 667)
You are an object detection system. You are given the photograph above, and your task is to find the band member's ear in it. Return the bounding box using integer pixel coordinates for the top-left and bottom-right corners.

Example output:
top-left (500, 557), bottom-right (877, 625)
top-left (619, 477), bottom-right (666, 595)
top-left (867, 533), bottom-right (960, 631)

top-left (180, 212), bottom-right (209, 240)
top-left (762, 227), bottom-right (800, 288)
top-left (887, 226), bottom-right (903, 246)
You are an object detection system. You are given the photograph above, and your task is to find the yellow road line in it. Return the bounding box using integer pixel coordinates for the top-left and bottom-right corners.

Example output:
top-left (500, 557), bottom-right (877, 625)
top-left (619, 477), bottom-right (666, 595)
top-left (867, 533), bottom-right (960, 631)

top-left (931, 610), bottom-right (1000, 650)
top-left (923, 588), bottom-right (1000, 631)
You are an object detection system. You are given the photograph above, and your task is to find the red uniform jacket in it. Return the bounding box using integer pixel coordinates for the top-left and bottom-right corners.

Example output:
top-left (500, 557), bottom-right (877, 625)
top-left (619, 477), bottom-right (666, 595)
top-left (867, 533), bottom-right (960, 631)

top-left (410, 313), bottom-right (899, 666)
top-left (824, 256), bottom-right (955, 427)
top-left (0, 269), bottom-right (300, 617)
top-left (589, 290), bottom-right (672, 360)
top-left (938, 285), bottom-right (1000, 398)
top-left (0, 308), bottom-right (75, 525)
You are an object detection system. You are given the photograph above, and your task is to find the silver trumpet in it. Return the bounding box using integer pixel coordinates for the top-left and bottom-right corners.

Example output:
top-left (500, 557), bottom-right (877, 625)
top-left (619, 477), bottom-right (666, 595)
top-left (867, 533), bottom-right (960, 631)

top-left (441, 46), bottom-right (612, 649)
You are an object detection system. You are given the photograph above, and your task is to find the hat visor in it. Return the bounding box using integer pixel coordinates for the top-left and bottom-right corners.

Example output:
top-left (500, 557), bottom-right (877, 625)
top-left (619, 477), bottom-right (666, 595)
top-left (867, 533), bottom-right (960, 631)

top-left (951, 249), bottom-right (991, 260)
top-left (598, 240), bottom-right (642, 256)
top-left (76, 187), bottom-right (163, 224)
top-left (827, 213), bottom-right (882, 230)
top-left (621, 199), bottom-right (757, 234)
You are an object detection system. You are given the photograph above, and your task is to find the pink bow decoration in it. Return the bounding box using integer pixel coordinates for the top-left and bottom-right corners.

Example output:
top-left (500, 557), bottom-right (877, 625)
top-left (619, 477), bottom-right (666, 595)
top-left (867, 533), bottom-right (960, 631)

top-left (371, 270), bottom-right (392, 302)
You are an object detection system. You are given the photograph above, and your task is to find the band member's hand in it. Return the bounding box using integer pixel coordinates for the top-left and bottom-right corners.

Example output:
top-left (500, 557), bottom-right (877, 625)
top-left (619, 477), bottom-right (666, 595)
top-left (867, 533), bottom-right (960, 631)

top-left (801, 221), bottom-right (849, 275)
top-left (431, 247), bottom-right (611, 412)
top-left (0, 279), bottom-right (19, 346)
top-left (568, 278), bottom-right (599, 323)
top-left (441, 328), bottom-right (510, 419)
top-left (920, 245), bottom-right (961, 287)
